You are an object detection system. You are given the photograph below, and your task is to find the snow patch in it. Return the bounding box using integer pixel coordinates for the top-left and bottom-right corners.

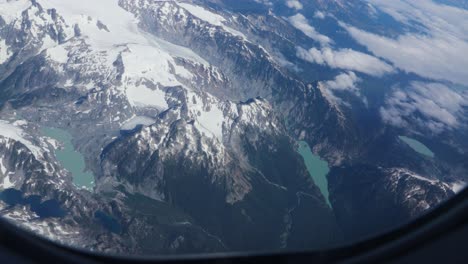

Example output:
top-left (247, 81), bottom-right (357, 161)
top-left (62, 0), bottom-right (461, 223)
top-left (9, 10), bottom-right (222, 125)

top-left (0, 39), bottom-right (12, 64)
top-left (148, 34), bottom-right (208, 66)
top-left (40, 34), bottom-right (58, 52)
top-left (37, 0), bottom-right (208, 109)
top-left (178, 3), bottom-right (245, 38)
top-left (13, 120), bottom-right (28, 126)
top-left (39, 0), bottom-right (145, 49)
top-left (1, 175), bottom-right (15, 189)
top-left (187, 92), bottom-right (224, 140)
top-left (0, 158), bottom-right (6, 175)
top-left (46, 45), bottom-right (69, 64)
top-left (451, 181), bottom-right (467, 193)
top-left (0, 0), bottom-right (32, 24)
top-left (409, 174), bottom-right (438, 184)
top-left (121, 116), bottom-right (156, 131)
top-left (0, 120), bottom-right (43, 158)
top-left (121, 44), bottom-right (192, 87)
top-left (125, 84), bottom-right (168, 110)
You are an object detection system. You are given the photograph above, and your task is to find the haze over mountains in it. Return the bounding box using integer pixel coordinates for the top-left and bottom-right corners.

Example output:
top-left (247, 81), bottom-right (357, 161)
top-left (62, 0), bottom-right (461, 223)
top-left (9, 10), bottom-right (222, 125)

top-left (0, 0), bottom-right (467, 255)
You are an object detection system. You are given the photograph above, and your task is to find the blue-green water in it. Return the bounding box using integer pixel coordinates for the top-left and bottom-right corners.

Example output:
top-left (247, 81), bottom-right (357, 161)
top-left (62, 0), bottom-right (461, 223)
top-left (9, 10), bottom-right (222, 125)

top-left (0, 189), bottom-right (65, 218)
top-left (42, 128), bottom-right (95, 191)
top-left (297, 141), bottom-right (331, 207)
top-left (399, 136), bottom-right (435, 158)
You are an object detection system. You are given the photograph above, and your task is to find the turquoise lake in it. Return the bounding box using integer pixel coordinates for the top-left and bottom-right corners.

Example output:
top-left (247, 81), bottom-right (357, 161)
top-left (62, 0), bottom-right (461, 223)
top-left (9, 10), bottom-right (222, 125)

top-left (399, 136), bottom-right (435, 158)
top-left (42, 127), bottom-right (95, 191)
top-left (297, 141), bottom-right (331, 207)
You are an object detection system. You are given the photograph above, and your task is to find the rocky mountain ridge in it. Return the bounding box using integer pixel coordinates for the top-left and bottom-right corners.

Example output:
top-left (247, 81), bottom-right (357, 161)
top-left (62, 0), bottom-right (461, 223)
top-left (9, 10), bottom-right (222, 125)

top-left (0, 0), bottom-right (465, 255)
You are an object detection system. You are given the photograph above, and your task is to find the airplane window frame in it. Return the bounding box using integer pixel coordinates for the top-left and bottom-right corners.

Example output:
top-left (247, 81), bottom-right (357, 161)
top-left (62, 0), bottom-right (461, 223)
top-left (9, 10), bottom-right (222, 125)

top-left (1, 188), bottom-right (467, 263)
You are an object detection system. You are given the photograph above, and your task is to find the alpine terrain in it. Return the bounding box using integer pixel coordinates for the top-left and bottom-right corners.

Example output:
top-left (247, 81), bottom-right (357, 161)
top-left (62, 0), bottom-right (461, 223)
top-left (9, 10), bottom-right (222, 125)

top-left (0, 0), bottom-right (467, 255)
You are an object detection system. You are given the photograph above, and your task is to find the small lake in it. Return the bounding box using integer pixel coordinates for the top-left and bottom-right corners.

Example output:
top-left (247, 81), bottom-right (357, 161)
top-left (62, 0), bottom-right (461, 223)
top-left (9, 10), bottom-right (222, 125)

top-left (0, 189), bottom-right (66, 218)
top-left (42, 127), bottom-right (95, 191)
top-left (399, 136), bottom-right (435, 158)
top-left (297, 141), bottom-right (331, 207)
top-left (95, 210), bottom-right (122, 234)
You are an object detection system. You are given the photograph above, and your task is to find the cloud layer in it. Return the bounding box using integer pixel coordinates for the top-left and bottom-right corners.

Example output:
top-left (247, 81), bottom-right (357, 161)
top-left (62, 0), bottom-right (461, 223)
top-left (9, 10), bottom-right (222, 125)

top-left (296, 47), bottom-right (394, 77)
top-left (287, 14), bottom-right (331, 45)
top-left (380, 82), bottom-right (468, 133)
top-left (285, 0), bottom-right (303, 10)
top-left (343, 0), bottom-right (468, 85)
top-left (319, 71), bottom-right (365, 105)
top-left (324, 71), bottom-right (359, 92)
top-left (343, 24), bottom-right (468, 85)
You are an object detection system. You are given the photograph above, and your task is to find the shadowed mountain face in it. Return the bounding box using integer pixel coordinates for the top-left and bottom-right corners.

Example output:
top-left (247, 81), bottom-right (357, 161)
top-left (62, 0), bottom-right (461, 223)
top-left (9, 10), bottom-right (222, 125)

top-left (0, 0), bottom-right (467, 255)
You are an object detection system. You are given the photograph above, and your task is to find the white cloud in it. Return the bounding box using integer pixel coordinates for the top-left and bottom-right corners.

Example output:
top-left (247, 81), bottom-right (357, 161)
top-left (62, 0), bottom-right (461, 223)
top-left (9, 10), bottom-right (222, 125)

top-left (314, 11), bottom-right (326, 19)
top-left (253, 0), bottom-right (273, 6)
top-left (320, 71), bottom-right (366, 105)
top-left (343, 24), bottom-right (468, 85)
top-left (380, 82), bottom-right (468, 133)
top-left (296, 46), bottom-right (394, 77)
top-left (287, 14), bottom-right (331, 46)
top-left (272, 50), bottom-right (302, 72)
top-left (285, 0), bottom-right (303, 10)
top-left (367, 0), bottom-right (468, 39)
top-left (324, 71), bottom-right (359, 92)
top-left (343, 0), bottom-right (468, 85)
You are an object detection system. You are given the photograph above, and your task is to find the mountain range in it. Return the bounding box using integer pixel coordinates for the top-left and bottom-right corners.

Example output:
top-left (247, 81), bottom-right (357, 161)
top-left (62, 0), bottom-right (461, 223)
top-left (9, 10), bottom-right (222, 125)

top-left (0, 0), bottom-right (467, 255)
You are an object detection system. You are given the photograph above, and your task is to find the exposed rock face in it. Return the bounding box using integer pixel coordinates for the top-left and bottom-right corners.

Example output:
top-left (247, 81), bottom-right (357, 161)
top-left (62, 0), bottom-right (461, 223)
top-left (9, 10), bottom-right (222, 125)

top-left (329, 165), bottom-right (454, 241)
top-left (0, 0), bottom-right (466, 256)
top-left (0, 0), bottom-right (339, 254)
top-left (100, 96), bottom-right (338, 251)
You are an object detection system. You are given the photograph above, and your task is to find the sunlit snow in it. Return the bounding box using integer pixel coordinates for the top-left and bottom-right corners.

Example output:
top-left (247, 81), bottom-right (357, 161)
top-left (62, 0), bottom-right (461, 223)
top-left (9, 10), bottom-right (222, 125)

top-left (121, 116), bottom-right (156, 131)
top-left (0, 0), bottom-right (32, 24)
top-left (187, 91), bottom-right (224, 140)
top-left (125, 84), bottom-right (169, 110)
top-left (178, 3), bottom-right (245, 38)
top-left (0, 39), bottom-right (11, 64)
top-left (38, 0), bottom-right (208, 109)
top-left (0, 120), bottom-right (42, 158)
top-left (46, 45), bottom-right (69, 64)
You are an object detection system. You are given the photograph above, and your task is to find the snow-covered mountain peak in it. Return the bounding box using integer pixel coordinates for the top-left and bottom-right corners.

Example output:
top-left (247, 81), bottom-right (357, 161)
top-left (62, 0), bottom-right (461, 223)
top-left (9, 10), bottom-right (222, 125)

top-left (2, 0), bottom-right (466, 255)
top-left (0, 0), bottom-right (32, 24)
top-left (0, 0), bottom-right (234, 122)
top-left (39, 0), bottom-right (146, 49)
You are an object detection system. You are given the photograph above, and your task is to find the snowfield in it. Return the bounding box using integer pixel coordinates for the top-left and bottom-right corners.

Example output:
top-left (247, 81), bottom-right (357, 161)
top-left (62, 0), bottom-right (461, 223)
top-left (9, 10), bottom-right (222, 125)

top-left (0, 120), bottom-right (42, 158)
